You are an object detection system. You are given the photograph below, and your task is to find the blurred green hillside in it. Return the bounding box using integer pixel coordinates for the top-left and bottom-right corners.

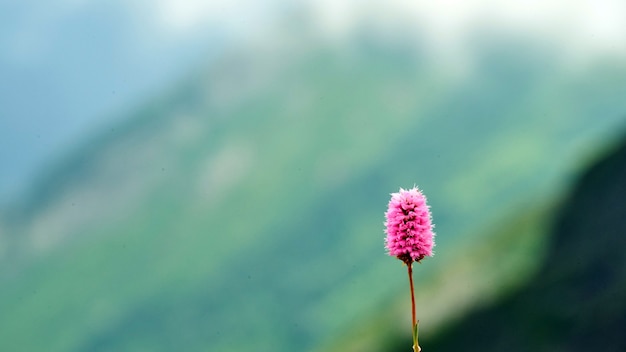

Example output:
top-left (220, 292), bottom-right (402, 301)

top-left (1, 31), bottom-right (626, 352)
top-left (420, 133), bottom-right (626, 352)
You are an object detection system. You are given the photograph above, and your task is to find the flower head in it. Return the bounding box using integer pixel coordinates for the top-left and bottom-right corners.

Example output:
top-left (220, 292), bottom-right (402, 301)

top-left (384, 187), bottom-right (435, 264)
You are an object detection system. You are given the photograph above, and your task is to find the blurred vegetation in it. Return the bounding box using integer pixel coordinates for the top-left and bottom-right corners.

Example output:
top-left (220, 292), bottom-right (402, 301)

top-left (1, 28), bottom-right (625, 352)
top-left (419, 134), bottom-right (626, 352)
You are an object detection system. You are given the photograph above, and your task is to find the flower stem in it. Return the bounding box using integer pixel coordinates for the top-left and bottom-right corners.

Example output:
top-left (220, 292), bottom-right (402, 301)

top-left (407, 263), bottom-right (420, 352)
top-left (408, 263), bottom-right (415, 328)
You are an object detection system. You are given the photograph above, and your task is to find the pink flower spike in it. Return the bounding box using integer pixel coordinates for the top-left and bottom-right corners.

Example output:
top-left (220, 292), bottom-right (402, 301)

top-left (384, 187), bottom-right (435, 264)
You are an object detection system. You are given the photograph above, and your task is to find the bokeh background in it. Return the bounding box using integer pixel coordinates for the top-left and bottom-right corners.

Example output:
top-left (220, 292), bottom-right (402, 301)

top-left (1, 1), bottom-right (626, 351)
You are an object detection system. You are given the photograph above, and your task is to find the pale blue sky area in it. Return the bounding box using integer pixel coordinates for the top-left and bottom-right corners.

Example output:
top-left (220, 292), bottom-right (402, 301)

top-left (0, 1), bottom-right (227, 202)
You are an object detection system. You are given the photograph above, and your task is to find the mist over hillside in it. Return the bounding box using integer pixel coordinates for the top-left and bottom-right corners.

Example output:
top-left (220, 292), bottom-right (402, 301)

top-left (1, 12), bottom-right (626, 352)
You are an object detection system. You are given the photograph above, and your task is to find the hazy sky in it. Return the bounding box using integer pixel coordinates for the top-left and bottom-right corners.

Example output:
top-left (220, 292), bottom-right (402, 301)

top-left (1, 0), bottom-right (624, 202)
top-left (0, 0), bottom-right (227, 201)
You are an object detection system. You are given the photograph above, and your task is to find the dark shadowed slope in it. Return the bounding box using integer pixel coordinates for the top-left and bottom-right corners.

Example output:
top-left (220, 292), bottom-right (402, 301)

top-left (416, 134), bottom-right (626, 352)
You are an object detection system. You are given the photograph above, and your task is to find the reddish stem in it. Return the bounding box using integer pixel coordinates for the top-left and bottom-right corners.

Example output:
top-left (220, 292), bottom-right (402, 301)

top-left (408, 263), bottom-right (421, 351)
top-left (408, 263), bottom-right (416, 329)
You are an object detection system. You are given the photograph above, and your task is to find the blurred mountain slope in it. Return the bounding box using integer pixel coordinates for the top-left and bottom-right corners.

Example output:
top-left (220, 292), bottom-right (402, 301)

top-left (419, 133), bottom-right (626, 352)
top-left (1, 31), bottom-right (626, 352)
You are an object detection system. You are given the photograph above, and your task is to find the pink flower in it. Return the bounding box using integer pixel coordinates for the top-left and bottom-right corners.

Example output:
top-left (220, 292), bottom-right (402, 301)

top-left (384, 187), bottom-right (435, 264)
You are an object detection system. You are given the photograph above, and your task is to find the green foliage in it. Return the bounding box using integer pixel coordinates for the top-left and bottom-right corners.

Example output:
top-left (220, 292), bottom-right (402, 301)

top-left (1, 36), bottom-right (625, 352)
